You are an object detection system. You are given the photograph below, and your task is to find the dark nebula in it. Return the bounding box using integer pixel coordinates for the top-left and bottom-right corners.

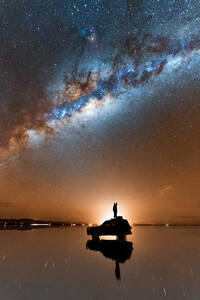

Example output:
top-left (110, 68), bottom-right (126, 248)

top-left (0, 0), bottom-right (200, 223)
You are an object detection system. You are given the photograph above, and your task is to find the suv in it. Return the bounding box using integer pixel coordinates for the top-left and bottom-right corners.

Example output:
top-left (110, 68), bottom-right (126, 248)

top-left (87, 216), bottom-right (132, 239)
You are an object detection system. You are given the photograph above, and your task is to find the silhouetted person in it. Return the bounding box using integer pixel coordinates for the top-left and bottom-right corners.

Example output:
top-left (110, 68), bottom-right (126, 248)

top-left (113, 202), bottom-right (118, 218)
top-left (115, 261), bottom-right (121, 280)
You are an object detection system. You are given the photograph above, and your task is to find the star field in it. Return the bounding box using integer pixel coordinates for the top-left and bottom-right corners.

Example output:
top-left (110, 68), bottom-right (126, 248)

top-left (0, 0), bottom-right (199, 148)
top-left (0, 0), bottom-right (200, 223)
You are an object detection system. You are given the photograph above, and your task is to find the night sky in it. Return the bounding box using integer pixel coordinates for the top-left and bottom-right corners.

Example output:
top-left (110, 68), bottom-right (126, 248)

top-left (0, 0), bottom-right (200, 224)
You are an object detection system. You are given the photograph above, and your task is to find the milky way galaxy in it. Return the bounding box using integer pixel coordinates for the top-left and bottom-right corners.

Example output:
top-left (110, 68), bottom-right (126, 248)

top-left (0, 0), bottom-right (200, 223)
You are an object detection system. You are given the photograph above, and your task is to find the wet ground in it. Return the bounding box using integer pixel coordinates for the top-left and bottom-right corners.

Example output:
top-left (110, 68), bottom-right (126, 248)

top-left (0, 226), bottom-right (200, 299)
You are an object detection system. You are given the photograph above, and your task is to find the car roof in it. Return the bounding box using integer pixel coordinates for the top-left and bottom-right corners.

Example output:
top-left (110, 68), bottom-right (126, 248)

top-left (102, 218), bottom-right (128, 225)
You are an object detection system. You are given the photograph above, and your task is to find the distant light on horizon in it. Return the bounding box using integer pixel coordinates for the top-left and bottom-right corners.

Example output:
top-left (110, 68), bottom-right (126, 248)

top-left (31, 224), bottom-right (49, 226)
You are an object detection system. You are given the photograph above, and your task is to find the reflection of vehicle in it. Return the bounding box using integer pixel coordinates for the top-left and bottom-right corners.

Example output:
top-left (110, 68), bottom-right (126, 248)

top-left (87, 216), bottom-right (132, 239)
top-left (86, 239), bottom-right (133, 262)
top-left (86, 239), bottom-right (133, 280)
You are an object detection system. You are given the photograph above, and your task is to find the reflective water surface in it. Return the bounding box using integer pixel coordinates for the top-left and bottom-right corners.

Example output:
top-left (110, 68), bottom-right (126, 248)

top-left (0, 227), bottom-right (200, 299)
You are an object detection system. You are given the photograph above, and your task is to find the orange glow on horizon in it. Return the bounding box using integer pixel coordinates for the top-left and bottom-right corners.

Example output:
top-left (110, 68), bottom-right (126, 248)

top-left (97, 202), bottom-right (131, 225)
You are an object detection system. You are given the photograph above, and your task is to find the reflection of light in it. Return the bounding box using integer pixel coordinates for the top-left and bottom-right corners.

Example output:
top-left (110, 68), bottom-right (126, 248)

top-left (100, 236), bottom-right (116, 240)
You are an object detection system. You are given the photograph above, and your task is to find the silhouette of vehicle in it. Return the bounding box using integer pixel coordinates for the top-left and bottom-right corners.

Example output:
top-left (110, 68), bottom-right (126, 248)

top-left (86, 239), bottom-right (133, 280)
top-left (87, 216), bottom-right (132, 239)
